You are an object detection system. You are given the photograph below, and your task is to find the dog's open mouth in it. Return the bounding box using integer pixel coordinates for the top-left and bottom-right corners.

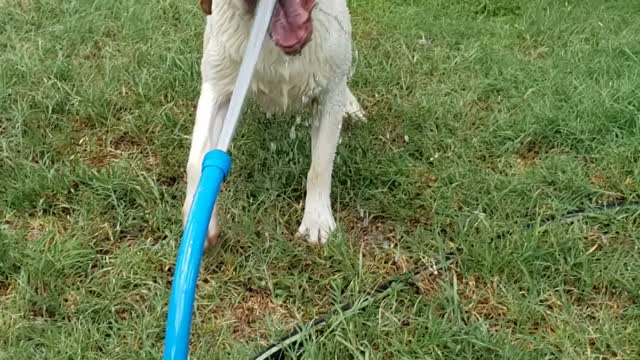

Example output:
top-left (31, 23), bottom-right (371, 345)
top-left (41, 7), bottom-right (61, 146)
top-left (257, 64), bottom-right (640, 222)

top-left (270, 0), bottom-right (314, 55)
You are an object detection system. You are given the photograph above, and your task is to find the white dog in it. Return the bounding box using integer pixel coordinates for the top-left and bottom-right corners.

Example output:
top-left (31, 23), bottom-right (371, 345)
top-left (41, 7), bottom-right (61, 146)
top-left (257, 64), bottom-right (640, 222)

top-left (183, 0), bottom-right (365, 246)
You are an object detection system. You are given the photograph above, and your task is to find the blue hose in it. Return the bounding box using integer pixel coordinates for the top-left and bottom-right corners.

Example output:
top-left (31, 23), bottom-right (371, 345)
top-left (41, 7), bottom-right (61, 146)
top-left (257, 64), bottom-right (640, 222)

top-left (163, 149), bottom-right (232, 360)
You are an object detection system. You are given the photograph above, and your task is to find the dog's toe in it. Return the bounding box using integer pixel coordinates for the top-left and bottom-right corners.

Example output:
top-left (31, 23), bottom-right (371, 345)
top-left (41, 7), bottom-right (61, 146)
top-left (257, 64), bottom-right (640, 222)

top-left (297, 210), bottom-right (335, 245)
top-left (345, 108), bottom-right (366, 122)
top-left (297, 226), bottom-right (324, 245)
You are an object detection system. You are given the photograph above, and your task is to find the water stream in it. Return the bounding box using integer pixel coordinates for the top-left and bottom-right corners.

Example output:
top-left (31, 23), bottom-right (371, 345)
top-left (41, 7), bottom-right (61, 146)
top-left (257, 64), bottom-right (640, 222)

top-left (216, 0), bottom-right (277, 151)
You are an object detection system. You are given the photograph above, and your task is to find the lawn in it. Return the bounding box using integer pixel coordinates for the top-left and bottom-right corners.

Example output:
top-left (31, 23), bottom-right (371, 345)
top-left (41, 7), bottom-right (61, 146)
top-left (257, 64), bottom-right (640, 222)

top-left (2, 0), bottom-right (640, 358)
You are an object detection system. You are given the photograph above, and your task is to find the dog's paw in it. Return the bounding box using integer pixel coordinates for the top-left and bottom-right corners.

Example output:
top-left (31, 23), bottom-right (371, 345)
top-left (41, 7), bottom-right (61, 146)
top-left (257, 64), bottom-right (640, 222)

top-left (204, 226), bottom-right (221, 248)
top-left (297, 206), bottom-right (336, 245)
top-left (345, 89), bottom-right (366, 122)
top-left (344, 99), bottom-right (366, 122)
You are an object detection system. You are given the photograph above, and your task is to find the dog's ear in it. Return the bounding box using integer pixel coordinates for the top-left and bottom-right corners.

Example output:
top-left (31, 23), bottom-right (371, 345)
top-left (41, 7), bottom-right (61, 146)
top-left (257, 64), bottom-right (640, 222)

top-left (200, 0), bottom-right (212, 15)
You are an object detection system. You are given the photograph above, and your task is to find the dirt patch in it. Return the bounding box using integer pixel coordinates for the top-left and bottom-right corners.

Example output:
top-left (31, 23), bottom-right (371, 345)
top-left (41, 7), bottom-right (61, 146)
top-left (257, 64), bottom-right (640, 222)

top-left (62, 290), bottom-right (80, 314)
top-left (514, 143), bottom-right (541, 174)
top-left (210, 288), bottom-right (295, 341)
top-left (414, 269), bottom-right (510, 329)
top-left (5, 214), bottom-right (70, 241)
top-left (572, 287), bottom-right (634, 319)
top-left (416, 171), bottom-right (438, 192)
top-left (590, 173), bottom-right (608, 187)
top-left (231, 290), bottom-right (287, 337)
top-left (76, 135), bottom-right (121, 168)
top-left (457, 274), bottom-right (508, 323)
top-left (69, 118), bottom-right (159, 169)
top-left (414, 268), bottom-right (444, 297)
top-left (340, 212), bottom-right (416, 276)
top-left (346, 213), bottom-right (400, 248)
top-left (0, 282), bottom-right (14, 301)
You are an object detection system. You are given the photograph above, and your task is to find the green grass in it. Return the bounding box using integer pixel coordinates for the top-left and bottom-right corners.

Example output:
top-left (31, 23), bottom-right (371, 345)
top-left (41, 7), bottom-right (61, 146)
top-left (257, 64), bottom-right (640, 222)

top-left (2, 0), bottom-right (640, 358)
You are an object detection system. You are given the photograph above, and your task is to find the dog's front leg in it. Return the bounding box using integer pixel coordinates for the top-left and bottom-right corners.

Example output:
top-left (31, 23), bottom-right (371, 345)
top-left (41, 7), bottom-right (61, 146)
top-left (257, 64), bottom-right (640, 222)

top-left (183, 81), bottom-right (229, 247)
top-left (298, 83), bottom-right (347, 244)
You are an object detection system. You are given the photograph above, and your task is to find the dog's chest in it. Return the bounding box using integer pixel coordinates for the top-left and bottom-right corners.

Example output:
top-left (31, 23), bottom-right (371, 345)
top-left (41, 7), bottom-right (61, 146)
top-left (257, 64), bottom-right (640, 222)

top-left (249, 47), bottom-right (328, 112)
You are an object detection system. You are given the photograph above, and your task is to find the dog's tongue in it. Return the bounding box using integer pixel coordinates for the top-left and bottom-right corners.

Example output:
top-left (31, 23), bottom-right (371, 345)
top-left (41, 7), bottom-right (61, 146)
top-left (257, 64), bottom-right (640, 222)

top-left (271, 0), bottom-right (314, 54)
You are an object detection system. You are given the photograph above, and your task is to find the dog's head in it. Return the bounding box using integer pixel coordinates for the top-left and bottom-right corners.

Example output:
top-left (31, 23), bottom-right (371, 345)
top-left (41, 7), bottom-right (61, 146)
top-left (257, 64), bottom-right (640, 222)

top-left (199, 0), bottom-right (314, 56)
